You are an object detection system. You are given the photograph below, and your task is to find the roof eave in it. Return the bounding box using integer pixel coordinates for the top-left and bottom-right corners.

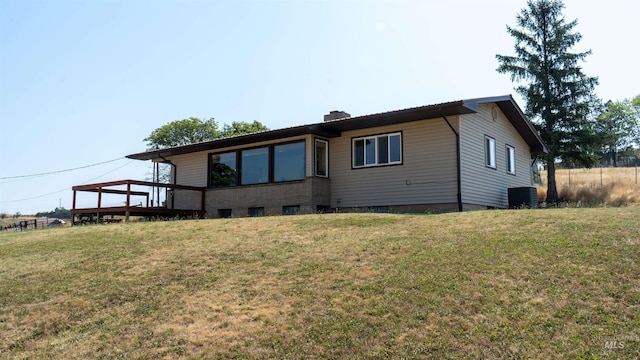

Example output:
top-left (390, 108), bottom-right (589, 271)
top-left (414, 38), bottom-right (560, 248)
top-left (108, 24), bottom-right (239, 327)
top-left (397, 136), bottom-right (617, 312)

top-left (126, 95), bottom-right (548, 160)
top-left (464, 95), bottom-right (548, 155)
top-left (127, 101), bottom-right (476, 161)
top-left (126, 125), bottom-right (341, 161)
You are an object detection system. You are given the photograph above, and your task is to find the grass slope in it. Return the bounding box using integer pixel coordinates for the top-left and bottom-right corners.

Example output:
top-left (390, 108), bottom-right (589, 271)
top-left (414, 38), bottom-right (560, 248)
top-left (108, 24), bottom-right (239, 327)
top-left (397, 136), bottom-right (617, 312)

top-left (1, 208), bottom-right (639, 359)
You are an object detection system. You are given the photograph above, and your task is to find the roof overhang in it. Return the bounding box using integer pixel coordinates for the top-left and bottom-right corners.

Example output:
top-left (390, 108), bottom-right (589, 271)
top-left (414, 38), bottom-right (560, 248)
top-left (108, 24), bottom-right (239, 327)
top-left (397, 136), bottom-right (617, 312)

top-left (127, 125), bottom-right (340, 160)
top-left (462, 95), bottom-right (548, 155)
top-left (319, 100), bottom-right (475, 133)
top-left (127, 95), bottom-right (547, 161)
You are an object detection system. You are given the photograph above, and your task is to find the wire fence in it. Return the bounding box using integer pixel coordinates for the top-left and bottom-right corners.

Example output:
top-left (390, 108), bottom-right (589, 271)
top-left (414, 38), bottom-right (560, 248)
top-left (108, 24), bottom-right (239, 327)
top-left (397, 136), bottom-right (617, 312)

top-left (0, 218), bottom-right (65, 231)
top-left (540, 166), bottom-right (640, 187)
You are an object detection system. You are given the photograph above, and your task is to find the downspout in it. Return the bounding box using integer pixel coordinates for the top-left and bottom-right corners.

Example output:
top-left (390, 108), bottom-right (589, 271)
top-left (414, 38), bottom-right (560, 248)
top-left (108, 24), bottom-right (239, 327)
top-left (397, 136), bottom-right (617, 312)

top-left (441, 113), bottom-right (463, 212)
top-left (159, 155), bottom-right (176, 210)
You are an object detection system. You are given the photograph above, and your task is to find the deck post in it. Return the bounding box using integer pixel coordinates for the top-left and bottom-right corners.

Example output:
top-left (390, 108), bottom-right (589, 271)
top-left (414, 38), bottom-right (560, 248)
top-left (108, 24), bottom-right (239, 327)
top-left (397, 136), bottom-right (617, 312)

top-left (125, 182), bottom-right (131, 222)
top-left (70, 180), bottom-right (205, 221)
top-left (72, 189), bottom-right (77, 226)
top-left (97, 186), bottom-right (102, 223)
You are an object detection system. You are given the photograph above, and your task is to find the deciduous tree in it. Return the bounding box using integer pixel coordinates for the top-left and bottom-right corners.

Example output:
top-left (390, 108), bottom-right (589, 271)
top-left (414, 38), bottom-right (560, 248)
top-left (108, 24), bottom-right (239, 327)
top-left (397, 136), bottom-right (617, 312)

top-left (144, 117), bottom-right (269, 183)
top-left (144, 117), bottom-right (220, 150)
top-left (496, 0), bottom-right (600, 203)
top-left (596, 98), bottom-right (639, 166)
top-left (221, 120), bottom-right (269, 138)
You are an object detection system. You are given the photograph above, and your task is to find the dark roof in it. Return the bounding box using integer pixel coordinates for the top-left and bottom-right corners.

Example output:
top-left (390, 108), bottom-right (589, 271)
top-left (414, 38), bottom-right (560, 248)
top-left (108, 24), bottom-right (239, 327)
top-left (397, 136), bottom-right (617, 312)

top-left (127, 95), bottom-right (547, 160)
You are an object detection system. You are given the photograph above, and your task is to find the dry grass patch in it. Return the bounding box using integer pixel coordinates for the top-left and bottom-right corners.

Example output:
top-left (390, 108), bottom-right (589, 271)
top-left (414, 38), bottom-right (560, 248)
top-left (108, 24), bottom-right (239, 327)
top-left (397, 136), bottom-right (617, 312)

top-left (1, 210), bottom-right (639, 358)
top-left (539, 168), bottom-right (640, 205)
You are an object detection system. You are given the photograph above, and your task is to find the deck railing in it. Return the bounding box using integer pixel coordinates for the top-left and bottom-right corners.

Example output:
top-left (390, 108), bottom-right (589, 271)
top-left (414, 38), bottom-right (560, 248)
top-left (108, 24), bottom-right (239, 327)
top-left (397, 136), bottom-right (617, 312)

top-left (71, 180), bottom-right (206, 223)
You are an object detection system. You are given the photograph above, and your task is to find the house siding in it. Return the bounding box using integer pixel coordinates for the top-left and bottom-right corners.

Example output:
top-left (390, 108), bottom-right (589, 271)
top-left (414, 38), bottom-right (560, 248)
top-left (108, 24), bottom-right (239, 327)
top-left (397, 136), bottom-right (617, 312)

top-left (459, 103), bottom-right (533, 209)
top-left (156, 102), bottom-right (539, 215)
top-left (329, 118), bottom-right (459, 210)
top-left (162, 135), bottom-right (323, 216)
top-left (172, 152), bottom-right (208, 187)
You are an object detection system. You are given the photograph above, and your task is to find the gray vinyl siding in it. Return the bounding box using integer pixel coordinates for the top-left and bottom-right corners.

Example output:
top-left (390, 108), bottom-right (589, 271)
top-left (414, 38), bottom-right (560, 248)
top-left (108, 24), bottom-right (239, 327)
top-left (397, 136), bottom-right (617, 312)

top-left (329, 118), bottom-right (458, 208)
top-left (459, 103), bottom-right (533, 208)
top-left (172, 152), bottom-right (208, 187)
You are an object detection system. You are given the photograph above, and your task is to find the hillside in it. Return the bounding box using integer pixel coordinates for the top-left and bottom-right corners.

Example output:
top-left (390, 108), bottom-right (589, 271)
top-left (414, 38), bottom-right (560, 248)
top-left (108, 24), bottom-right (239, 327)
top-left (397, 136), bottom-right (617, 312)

top-left (1, 208), bottom-right (639, 358)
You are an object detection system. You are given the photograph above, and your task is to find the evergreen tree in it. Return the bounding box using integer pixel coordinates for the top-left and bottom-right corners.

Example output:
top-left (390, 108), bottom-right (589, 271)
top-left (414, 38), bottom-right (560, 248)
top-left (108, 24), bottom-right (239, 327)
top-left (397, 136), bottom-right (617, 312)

top-left (496, 0), bottom-right (599, 203)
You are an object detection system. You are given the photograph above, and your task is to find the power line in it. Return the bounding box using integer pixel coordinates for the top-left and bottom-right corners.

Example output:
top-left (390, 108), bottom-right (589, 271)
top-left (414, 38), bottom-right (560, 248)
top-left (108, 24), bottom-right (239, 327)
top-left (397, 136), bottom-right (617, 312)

top-left (0, 160), bottom-right (136, 203)
top-left (0, 157), bottom-right (125, 180)
top-left (78, 160), bottom-right (136, 185)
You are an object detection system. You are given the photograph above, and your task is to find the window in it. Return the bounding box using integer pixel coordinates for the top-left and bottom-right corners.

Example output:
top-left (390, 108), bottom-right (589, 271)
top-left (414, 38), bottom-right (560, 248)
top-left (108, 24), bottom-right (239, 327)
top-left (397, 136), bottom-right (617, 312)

top-left (241, 147), bottom-right (269, 185)
top-left (506, 145), bottom-right (516, 175)
top-left (316, 205), bottom-right (331, 213)
top-left (369, 206), bottom-right (389, 213)
top-left (218, 209), bottom-right (232, 218)
top-left (209, 140), bottom-right (306, 187)
top-left (485, 136), bottom-right (496, 169)
top-left (282, 205), bottom-right (300, 215)
top-left (315, 139), bottom-right (328, 177)
top-left (248, 207), bottom-right (265, 217)
top-left (352, 132), bottom-right (402, 168)
top-left (274, 142), bottom-right (305, 182)
top-left (210, 152), bottom-right (237, 188)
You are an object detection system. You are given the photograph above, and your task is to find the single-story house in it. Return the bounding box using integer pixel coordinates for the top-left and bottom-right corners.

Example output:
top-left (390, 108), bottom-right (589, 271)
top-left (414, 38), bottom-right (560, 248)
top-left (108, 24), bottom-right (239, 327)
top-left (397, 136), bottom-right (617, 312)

top-left (127, 95), bottom-right (548, 217)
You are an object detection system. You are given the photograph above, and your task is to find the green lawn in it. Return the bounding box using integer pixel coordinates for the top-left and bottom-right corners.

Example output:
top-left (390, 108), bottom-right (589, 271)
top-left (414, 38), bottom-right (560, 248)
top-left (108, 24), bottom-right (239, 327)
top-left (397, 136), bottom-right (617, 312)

top-left (1, 207), bottom-right (639, 359)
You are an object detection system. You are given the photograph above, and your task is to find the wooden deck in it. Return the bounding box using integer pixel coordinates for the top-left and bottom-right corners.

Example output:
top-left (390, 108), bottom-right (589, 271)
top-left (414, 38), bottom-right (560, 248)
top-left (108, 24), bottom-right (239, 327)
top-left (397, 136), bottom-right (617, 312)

top-left (71, 180), bottom-right (206, 224)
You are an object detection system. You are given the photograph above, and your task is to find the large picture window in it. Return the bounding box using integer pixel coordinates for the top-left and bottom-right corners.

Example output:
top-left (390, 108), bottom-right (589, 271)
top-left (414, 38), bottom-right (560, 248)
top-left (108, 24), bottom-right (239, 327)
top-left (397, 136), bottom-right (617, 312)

top-left (209, 152), bottom-right (237, 188)
top-left (274, 142), bottom-right (305, 182)
top-left (241, 147), bottom-right (269, 185)
top-left (352, 132), bottom-right (402, 168)
top-left (208, 140), bottom-right (306, 188)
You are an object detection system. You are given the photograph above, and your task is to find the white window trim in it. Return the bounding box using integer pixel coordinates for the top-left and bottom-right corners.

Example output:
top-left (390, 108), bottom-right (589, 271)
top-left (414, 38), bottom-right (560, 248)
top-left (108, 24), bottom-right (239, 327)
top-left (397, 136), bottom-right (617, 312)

top-left (315, 138), bottom-right (329, 178)
top-left (506, 144), bottom-right (516, 175)
top-left (485, 135), bottom-right (496, 169)
top-left (352, 132), bottom-right (402, 168)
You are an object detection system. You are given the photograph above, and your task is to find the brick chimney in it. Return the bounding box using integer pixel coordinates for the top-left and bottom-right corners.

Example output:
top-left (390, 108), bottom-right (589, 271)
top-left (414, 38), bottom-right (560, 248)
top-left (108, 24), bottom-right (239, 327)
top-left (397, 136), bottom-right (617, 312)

top-left (324, 110), bottom-right (350, 122)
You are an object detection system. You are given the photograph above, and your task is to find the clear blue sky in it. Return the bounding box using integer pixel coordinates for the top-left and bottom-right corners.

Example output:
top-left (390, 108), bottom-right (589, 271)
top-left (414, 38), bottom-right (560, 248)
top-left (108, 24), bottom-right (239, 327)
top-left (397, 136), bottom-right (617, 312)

top-left (1, 0), bottom-right (638, 215)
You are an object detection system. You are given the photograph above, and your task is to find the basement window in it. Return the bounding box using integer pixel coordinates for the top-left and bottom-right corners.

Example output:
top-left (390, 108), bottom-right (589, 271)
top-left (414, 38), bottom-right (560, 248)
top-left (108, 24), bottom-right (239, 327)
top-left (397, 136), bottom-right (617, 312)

top-left (316, 205), bottom-right (331, 213)
top-left (248, 207), bottom-right (265, 217)
top-left (218, 209), bottom-right (232, 218)
top-left (282, 205), bottom-right (300, 215)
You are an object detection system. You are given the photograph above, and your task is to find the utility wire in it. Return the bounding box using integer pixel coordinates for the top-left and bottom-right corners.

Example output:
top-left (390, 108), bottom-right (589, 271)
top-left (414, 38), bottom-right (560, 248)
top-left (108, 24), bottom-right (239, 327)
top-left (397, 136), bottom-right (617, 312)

top-left (78, 160), bottom-right (136, 185)
top-left (0, 157), bottom-right (125, 180)
top-left (0, 160), bottom-right (136, 203)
